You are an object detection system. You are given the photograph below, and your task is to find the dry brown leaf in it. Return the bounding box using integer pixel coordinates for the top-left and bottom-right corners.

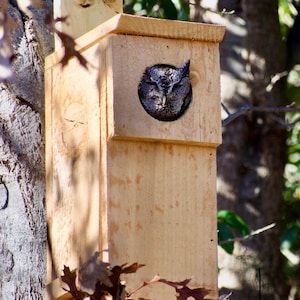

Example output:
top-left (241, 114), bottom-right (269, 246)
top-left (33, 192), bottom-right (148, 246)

top-left (61, 265), bottom-right (87, 300)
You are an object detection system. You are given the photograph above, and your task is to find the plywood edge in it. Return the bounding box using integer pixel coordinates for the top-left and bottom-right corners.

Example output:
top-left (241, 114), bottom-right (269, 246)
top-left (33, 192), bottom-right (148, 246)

top-left (116, 13), bottom-right (226, 41)
top-left (109, 135), bottom-right (221, 148)
top-left (45, 13), bottom-right (226, 68)
top-left (82, 13), bottom-right (226, 44)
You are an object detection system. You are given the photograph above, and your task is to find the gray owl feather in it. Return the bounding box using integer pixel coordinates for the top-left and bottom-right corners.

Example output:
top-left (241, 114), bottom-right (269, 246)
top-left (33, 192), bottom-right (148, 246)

top-left (138, 60), bottom-right (192, 121)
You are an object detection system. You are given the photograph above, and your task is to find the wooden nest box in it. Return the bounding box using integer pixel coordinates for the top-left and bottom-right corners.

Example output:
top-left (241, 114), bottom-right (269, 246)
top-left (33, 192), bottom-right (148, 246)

top-left (46, 13), bottom-right (225, 300)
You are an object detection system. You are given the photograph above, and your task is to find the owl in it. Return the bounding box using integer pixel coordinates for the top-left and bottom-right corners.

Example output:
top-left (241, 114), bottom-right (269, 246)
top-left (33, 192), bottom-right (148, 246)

top-left (138, 60), bottom-right (192, 121)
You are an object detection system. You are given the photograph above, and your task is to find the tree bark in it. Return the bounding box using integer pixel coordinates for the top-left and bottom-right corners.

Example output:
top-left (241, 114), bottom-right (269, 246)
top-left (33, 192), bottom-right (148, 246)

top-left (195, 0), bottom-right (289, 299)
top-left (0, 2), bottom-right (53, 299)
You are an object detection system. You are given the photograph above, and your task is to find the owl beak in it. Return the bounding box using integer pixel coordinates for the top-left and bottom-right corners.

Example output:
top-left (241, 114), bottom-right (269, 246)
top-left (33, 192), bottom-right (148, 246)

top-left (162, 96), bottom-right (167, 105)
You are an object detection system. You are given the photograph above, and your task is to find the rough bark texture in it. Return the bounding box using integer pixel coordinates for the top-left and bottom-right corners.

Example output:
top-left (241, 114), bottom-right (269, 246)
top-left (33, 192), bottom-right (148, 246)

top-left (196, 0), bottom-right (289, 299)
top-left (0, 2), bottom-right (53, 299)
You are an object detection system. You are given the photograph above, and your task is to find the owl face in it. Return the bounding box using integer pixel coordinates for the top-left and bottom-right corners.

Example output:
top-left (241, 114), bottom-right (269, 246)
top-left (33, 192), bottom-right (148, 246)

top-left (138, 60), bottom-right (192, 121)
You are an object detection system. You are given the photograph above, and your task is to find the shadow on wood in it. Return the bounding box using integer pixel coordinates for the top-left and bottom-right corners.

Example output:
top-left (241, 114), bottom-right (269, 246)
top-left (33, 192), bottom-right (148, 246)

top-left (45, 13), bottom-right (225, 300)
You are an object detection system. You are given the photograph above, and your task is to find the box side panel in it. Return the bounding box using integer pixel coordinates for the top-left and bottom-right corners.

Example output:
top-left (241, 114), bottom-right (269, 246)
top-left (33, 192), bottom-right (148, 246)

top-left (46, 44), bottom-right (101, 283)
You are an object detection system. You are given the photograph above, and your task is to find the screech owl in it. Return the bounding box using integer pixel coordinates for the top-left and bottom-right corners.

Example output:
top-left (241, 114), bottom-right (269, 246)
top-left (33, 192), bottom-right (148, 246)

top-left (138, 60), bottom-right (192, 122)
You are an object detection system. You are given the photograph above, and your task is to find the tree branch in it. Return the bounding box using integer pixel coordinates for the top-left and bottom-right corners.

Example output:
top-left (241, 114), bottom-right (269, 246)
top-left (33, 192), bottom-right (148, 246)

top-left (222, 103), bottom-right (300, 126)
top-left (219, 223), bottom-right (276, 245)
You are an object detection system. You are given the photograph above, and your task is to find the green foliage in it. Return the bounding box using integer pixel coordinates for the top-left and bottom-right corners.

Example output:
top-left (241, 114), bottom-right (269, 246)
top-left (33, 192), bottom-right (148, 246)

top-left (279, 0), bottom-right (300, 288)
top-left (284, 119), bottom-right (300, 206)
top-left (280, 223), bottom-right (300, 280)
top-left (287, 67), bottom-right (300, 105)
top-left (282, 118), bottom-right (300, 281)
top-left (278, 0), bottom-right (298, 38)
top-left (218, 210), bottom-right (250, 254)
top-left (218, 222), bottom-right (234, 254)
top-left (123, 0), bottom-right (190, 21)
top-left (281, 223), bottom-right (300, 251)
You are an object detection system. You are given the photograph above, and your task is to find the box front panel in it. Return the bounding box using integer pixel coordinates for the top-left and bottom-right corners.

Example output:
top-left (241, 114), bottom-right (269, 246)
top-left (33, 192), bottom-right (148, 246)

top-left (107, 35), bottom-right (221, 146)
top-left (107, 140), bottom-right (218, 299)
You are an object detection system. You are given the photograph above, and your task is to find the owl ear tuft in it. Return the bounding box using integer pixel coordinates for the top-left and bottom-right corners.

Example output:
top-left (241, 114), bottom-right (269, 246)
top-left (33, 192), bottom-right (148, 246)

top-left (180, 60), bottom-right (190, 76)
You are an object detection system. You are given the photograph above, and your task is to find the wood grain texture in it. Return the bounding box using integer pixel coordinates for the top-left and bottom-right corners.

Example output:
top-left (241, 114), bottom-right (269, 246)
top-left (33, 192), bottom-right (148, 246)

top-left (103, 140), bottom-right (218, 299)
top-left (75, 13), bottom-right (226, 49)
top-left (107, 35), bottom-right (222, 146)
top-left (46, 15), bottom-right (223, 299)
top-left (46, 42), bottom-right (102, 283)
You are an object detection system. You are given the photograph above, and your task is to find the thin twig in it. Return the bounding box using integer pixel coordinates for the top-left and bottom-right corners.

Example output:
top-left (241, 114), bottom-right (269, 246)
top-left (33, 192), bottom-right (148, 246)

top-left (222, 103), bottom-right (251, 126)
top-left (258, 268), bottom-right (262, 300)
top-left (222, 103), bottom-right (300, 126)
top-left (219, 223), bottom-right (276, 245)
top-left (288, 279), bottom-right (298, 300)
top-left (219, 291), bottom-right (233, 300)
top-left (184, 0), bottom-right (235, 15)
top-left (221, 102), bottom-right (231, 116)
top-left (266, 71), bottom-right (289, 92)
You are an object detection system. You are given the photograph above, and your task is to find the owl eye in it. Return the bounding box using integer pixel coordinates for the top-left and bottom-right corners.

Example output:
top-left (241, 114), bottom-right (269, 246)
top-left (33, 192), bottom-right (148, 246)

top-left (150, 76), bottom-right (158, 84)
top-left (145, 76), bottom-right (157, 85)
top-left (174, 81), bottom-right (184, 87)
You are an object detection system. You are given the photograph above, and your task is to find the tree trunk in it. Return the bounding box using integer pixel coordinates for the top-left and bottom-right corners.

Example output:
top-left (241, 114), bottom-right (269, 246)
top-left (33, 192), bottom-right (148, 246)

top-left (0, 2), bottom-right (53, 299)
top-left (194, 0), bottom-right (289, 299)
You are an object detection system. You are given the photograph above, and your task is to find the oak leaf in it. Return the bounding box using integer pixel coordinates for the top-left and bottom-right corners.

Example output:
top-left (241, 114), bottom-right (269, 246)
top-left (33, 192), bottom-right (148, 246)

top-left (61, 265), bottom-right (87, 300)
